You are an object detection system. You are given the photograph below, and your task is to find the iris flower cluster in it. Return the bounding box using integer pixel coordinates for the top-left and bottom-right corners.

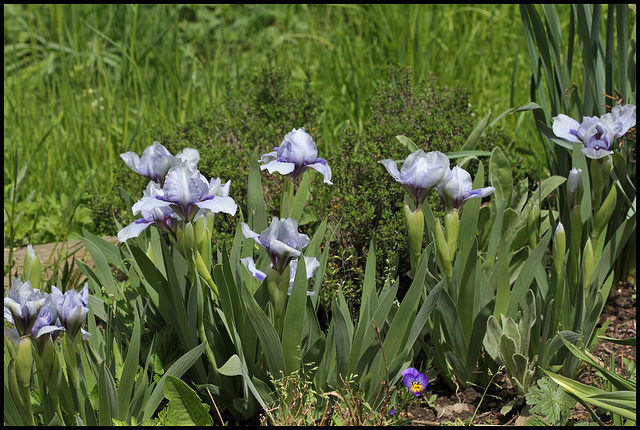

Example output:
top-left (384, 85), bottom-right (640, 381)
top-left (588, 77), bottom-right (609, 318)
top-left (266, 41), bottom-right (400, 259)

top-left (118, 142), bottom-right (237, 242)
top-left (381, 149), bottom-right (495, 213)
top-left (4, 277), bottom-right (91, 341)
top-left (552, 104), bottom-right (636, 159)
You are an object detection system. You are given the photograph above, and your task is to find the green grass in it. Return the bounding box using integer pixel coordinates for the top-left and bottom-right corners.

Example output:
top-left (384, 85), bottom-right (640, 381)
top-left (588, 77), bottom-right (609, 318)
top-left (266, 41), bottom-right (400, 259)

top-left (4, 4), bottom-right (581, 251)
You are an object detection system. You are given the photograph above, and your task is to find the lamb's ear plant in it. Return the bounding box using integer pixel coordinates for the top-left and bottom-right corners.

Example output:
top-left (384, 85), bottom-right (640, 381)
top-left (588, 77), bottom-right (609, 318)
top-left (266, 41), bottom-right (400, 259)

top-left (484, 289), bottom-right (538, 401)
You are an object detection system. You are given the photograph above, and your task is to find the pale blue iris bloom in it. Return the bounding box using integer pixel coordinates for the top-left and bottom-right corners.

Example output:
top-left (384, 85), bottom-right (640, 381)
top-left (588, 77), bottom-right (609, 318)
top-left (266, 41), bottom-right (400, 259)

top-left (435, 166), bottom-right (495, 212)
top-left (4, 278), bottom-right (47, 336)
top-left (381, 149), bottom-right (451, 207)
top-left (30, 289), bottom-right (65, 340)
top-left (118, 181), bottom-right (181, 242)
top-left (4, 279), bottom-right (90, 340)
top-left (240, 255), bottom-right (320, 295)
top-left (120, 141), bottom-right (200, 185)
top-left (130, 161), bottom-right (237, 224)
top-left (260, 127), bottom-right (333, 184)
top-left (241, 217), bottom-right (310, 273)
top-left (552, 104), bottom-right (636, 159)
top-left (55, 284), bottom-right (91, 339)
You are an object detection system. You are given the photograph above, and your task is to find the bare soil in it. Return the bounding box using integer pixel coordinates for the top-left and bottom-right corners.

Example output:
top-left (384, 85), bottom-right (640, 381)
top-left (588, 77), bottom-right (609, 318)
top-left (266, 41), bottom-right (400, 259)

top-left (403, 281), bottom-right (636, 426)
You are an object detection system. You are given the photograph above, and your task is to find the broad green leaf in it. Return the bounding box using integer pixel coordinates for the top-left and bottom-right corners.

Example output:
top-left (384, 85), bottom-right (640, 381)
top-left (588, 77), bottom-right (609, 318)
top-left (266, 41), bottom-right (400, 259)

top-left (142, 342), bottom-right (207, 421)
top-left (247, 148), bottom-right (268, 233)
top-left (290, 170), bottom-right (310, 221)
top-left (282, 255), bottom-right (308, 375)
top-left (164, 375), bottom-right (213, 426)
top-left (489, 146), bottom-right (513, 207)
top-left (118, 310), bottom-right (141, 420)
top-left (98, 364), bottom-right (119, 426)
top-left (239, 282), bottom-right (285, 376)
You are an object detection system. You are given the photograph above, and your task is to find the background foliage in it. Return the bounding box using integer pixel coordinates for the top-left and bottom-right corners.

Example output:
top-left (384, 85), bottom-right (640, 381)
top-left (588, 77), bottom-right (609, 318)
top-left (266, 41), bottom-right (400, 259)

top-left (5, 3), bottom-right (549, 252)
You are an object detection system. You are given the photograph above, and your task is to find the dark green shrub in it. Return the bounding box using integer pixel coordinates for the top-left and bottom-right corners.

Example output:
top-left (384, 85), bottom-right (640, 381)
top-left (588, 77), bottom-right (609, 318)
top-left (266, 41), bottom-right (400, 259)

top-left (310, 66), bottom-right (534, 316)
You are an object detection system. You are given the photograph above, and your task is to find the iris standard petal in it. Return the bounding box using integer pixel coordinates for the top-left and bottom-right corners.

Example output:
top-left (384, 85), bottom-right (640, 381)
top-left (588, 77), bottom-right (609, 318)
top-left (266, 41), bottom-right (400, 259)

top-left (610, 104), bottom-right (636, 137)
top-left (552, 114), bottom-right (582, 142)
top-left (163, 163), bottom-right (206, 208)
top-left (175, 147), bottom-right (200, 166)
top-left (132, 196), bottom-right (172, 215)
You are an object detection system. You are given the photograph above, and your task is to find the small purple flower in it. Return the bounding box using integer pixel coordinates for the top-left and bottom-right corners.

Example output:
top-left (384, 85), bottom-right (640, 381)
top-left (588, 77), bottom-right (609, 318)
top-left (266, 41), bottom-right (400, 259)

top-left (241, 217), bottom-right (310, 273)
top-left (389, 407), bottom-right (395, 416)
top-left (120, 141), bottom-right (200, 185)
top-left (435, 166), bottom-right (495, 212)
top-left (260, 127), bottom-right (332, 184)
top-left (131, 161), bottom-right (237, 223)
top-left (401, 367), bottom-right (428, 396)
top-left (381, 150), bottom-right (451, 207)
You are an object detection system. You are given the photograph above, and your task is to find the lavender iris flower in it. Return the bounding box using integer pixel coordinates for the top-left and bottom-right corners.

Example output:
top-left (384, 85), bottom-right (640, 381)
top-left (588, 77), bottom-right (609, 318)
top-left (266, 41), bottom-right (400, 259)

top-left (55, 284), bottom-right (91, 339)
top-left (260, 127), bottom-right (333, 184)
top-left (381, 149), bottom-right (451, 207)
top-left (31, 289), bottom-right (65, 339)
top-left (120, 141), bottom-right (200, 185)
top-left (118, 181), bottom-right (181, 242)
top-left (4, 278), bottom-right (47, 336)
top-left (240, 255), bottom-right (320, 295)
top-left (435, 166), bottom-right (495, 212)
top-left (131, 161), bottom-right (237, 223)
top-left (552, 104), bottom-right (636, 159)
top-left (241, 217), bottom-right (310, 273)
top-left (401, 367), bottom-right (429, 396)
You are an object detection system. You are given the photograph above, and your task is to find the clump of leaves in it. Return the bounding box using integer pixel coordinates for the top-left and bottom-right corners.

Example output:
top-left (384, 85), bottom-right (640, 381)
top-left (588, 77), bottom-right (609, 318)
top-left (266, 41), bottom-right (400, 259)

top-left (311, 66), bottom-right (534, 315)
top-left (525, 376), bottom-right (576, 426)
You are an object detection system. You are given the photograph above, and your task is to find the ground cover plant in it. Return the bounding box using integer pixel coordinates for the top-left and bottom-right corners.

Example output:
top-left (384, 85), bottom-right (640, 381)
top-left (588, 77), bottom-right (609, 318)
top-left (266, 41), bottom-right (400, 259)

top-left (4, 3), bottom-right (637, 427)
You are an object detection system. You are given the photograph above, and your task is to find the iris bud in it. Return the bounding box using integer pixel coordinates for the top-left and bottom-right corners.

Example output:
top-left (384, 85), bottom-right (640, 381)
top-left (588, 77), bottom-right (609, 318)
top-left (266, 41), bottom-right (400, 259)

top-left (444, 211), bottom-right (459, 262)
top-left (22, 245), bottom-right (42, 290)
top-left (592, 186), bottom-right (617, 242)
top-left (582, 238), bottom-right (594, 301)
top-left (404, 203), bottom-right (425, 274)
top-left (553, 222), bottom-right (566, 279)
top-left (435, 221), bottom-right (452, 279)
top-left (15, 336), bottom-right (34, 389)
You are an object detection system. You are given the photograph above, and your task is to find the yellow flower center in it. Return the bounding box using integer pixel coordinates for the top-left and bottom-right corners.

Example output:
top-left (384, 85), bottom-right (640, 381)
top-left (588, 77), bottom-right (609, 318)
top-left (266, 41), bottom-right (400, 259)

top-left (410, 381), bottom-right (424, 394)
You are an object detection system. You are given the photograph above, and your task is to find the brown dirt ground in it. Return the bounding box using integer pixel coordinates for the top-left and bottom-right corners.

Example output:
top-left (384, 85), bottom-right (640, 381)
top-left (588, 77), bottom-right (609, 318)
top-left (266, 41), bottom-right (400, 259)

top-left (402, 281), bottom-right (636, 426)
